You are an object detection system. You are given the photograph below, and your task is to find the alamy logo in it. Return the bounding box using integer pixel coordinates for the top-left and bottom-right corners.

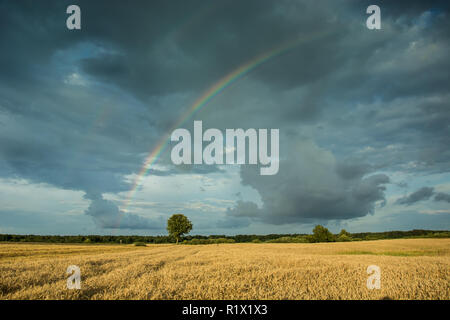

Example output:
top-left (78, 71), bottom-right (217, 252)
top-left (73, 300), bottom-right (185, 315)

top-left (171, 121), bottom-right (279, 175)
top-left (366, 5), bottom-right (381, 30)
top-left (66, 5), bottom-right (81, 30)
top-left (366, 265), bottom-right (381, 289)
top-left (66, 265), bottom-right (81, 289)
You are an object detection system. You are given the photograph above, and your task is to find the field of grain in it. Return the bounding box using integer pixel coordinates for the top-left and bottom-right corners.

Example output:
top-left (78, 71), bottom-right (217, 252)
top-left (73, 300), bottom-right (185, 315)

top-left (0, 239), bottom-right (448, 300)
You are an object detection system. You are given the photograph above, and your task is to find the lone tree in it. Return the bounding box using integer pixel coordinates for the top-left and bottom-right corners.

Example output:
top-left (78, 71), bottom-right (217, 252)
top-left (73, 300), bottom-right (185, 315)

top-left (312, 225), bottom-right (335, 242)
top-left (167, 214), bottom-right (193, 244)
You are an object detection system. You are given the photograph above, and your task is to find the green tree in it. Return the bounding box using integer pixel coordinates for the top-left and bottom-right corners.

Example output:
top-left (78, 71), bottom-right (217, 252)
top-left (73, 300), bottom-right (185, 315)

top-left (167, 214), bottom-right (193, 244)
top-left (312, 225), bottom-right (335, 242)
top-left (337, 234), bottom-right (352, 242)
top-left (339, 229), bottom-right (351, 237)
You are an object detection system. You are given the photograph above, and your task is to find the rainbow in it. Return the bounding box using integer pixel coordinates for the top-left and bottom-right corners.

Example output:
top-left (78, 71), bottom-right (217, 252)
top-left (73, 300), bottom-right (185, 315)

top-left (121, 30), bottom-right (331, 214)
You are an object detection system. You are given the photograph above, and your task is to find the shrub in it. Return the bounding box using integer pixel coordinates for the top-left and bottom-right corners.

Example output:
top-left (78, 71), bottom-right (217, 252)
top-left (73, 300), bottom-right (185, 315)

top-left (339, 229), bottom-right (351, 237)
top-left (211, 238), bottom-right (235, 244)
top-left (337, 234), bottom-right (352, 242)
top-left (429, 232), bottom-right (450, 238)
top-left (266, 236), bottom-right (309, 243)
top-left (183, 238), bottom-right (235, 245)
top-left (133, 242), bottom-right (147, 247)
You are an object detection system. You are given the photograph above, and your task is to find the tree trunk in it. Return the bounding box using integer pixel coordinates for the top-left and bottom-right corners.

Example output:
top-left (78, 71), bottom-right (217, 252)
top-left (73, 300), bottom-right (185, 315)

top-left (176, 237), bottom-right (179, 245)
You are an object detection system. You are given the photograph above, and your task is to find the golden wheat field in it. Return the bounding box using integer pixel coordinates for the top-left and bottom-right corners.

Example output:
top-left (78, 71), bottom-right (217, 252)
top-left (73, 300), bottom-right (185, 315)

top-left (0, 238), bottom-right (448, 300)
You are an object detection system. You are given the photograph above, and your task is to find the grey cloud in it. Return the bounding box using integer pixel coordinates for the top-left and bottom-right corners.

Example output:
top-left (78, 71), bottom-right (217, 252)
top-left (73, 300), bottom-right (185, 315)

top-left (227, 201), bottom-right (260, 218)
top-left (226, 138), bottom-right (390, 224)
top-left (394, 187), bottom-right (450, 206)
top-left (216, 215), bottom-right (251, 229)
top-left (336, 161), bottom-right (373, 180)
top-left (83, 193), bottom-right (163, 229)
top-left (1, 0), bottom-right (449, 233)
top-left (396, 187), bottom-right (435, 205)
top-left (434, 192), bottom-right (450, 203)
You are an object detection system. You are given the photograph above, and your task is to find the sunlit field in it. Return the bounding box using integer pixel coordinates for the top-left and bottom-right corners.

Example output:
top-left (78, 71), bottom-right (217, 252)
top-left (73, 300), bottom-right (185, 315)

top-left (0, 239), bottom-right (448, 300)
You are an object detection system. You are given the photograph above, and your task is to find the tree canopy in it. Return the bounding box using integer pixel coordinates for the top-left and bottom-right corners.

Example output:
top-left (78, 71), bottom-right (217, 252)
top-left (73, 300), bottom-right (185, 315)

top-left (312, 225), bottom-right (335, 242)
top-left (167, 214), bottom-right (193, 244)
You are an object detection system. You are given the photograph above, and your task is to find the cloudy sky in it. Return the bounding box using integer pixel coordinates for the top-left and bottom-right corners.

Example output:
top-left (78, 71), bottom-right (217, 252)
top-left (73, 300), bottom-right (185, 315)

top-left (0, 0), bottom-right (449, 236)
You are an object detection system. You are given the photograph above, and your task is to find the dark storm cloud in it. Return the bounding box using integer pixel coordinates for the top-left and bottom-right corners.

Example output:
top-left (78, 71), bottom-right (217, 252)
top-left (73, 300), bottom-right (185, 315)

top-left (335, 162), bottom-right (373, 180)
top-left (226, 138), bottom-right (390, 224)
top-left (75, 0), bottom-right (292, 97)
top-left (2, 0), bottom-right (449, 102)
top-left (1, 0), bottom-right (449, 231)
top-left (434, 192), bottom-right (450, 203)
top-left (0, 83), bottom-right (152, 194)
top-left (396, 187), bottom-right (435, 205)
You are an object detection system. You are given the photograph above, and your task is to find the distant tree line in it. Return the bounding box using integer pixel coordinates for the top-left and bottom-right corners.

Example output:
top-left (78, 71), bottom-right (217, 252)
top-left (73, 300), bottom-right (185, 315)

top-left (0, 234), bottom-right (174, 244)
top-left (0, 228), bottom-right (448, 244)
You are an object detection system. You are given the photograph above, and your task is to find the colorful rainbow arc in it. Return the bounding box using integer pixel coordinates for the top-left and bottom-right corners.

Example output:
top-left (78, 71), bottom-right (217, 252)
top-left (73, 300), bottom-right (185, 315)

top-left (121, 30), bottom-right (330, 215)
